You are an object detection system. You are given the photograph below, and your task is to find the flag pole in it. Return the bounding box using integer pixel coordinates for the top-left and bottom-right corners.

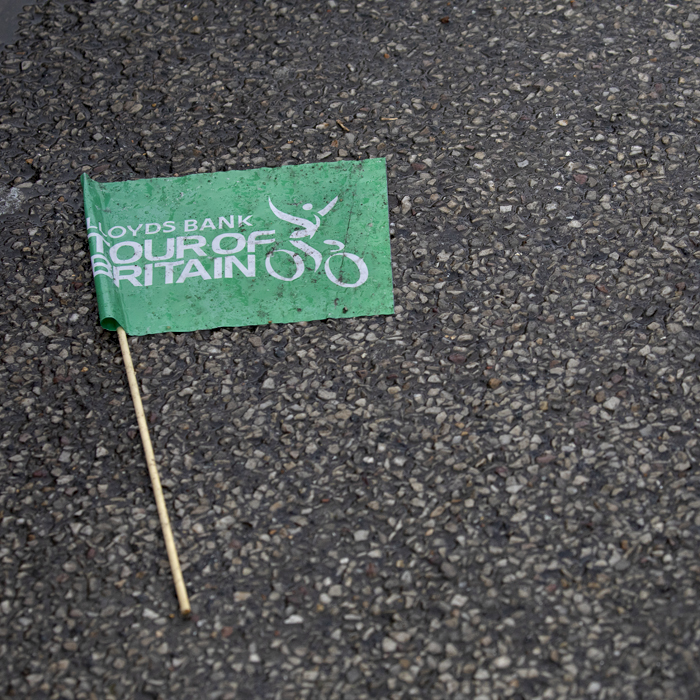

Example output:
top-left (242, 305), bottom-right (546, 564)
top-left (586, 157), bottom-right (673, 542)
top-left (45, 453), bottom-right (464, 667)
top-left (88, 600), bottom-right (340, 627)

top-left (116, 326), bottom-right (191, 616)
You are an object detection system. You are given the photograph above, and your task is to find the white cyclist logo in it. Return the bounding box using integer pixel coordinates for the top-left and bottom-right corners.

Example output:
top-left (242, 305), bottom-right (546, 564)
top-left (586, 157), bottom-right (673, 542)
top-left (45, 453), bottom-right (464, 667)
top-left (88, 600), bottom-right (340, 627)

top-left (267, 196), bottom-right (369, 288)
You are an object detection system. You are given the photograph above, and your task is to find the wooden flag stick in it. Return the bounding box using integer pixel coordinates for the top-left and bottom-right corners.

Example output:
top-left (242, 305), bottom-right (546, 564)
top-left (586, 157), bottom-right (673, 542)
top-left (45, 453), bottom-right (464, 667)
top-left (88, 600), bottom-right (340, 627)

top-left (117, 326), bottom-right (191, 616)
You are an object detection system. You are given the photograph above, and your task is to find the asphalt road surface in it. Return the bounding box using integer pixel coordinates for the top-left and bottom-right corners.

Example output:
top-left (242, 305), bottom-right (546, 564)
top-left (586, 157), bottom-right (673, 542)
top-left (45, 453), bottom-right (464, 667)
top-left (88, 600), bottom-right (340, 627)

top-left (1, 1), bottom-right (700, 699)
top-left (0, 0), bottom-right (33, 48)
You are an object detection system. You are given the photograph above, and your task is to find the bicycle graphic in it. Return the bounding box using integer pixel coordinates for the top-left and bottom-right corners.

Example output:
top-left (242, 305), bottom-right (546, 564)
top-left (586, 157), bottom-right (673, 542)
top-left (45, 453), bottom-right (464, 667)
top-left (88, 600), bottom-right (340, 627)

top-left (266, 196), bottom-right (369, 288)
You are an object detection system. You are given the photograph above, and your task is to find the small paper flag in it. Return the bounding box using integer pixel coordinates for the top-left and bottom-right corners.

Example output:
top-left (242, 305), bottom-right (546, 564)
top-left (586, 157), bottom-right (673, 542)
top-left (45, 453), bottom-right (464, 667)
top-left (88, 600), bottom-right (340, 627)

top-left (82, 159), bottom-right (394, 336)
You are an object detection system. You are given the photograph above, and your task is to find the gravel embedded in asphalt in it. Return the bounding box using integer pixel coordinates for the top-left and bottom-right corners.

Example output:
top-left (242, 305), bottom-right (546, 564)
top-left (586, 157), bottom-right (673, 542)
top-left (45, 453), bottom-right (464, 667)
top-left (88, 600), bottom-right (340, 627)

top-left (1, 1), bottom-right (700, 699)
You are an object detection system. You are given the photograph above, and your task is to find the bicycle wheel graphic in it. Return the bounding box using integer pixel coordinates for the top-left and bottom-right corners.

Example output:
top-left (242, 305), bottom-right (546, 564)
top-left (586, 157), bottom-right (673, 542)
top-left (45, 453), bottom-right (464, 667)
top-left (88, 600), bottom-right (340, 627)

top-left (265, 249), bottom-right (304, 281)
top-left (324, 251), bottom-right (369, 288)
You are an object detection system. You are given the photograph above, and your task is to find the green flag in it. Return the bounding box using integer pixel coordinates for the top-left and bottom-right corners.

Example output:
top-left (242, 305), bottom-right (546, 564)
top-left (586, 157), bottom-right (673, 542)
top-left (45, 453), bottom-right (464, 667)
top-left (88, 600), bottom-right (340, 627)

top-left (82, 159), bottom-right (394, 336)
